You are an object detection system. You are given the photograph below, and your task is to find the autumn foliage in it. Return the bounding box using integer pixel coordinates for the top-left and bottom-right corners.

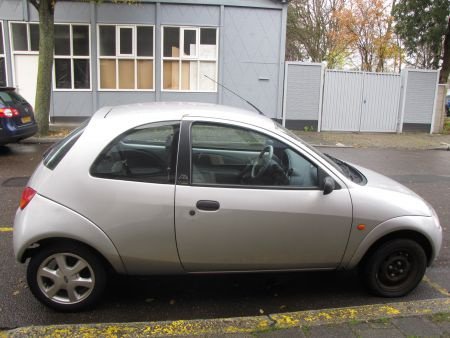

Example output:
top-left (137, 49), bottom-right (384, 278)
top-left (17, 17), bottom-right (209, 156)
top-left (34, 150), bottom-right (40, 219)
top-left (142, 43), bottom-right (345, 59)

top-left (287, 0), bottom-right (450, 80)
top-left (332, 0), bottom-right (401, 72)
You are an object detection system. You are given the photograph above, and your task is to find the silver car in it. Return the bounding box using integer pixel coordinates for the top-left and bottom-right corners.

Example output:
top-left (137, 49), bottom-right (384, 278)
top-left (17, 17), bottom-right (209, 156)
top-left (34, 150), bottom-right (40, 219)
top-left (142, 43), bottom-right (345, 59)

top-left (13, 102), bottom-right (442, 311)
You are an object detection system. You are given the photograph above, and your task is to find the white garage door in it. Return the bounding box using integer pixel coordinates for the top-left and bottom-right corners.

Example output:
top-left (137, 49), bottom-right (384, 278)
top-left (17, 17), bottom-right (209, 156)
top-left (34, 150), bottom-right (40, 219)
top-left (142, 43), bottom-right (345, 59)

top-left (321, 70), bottom-right (401, 132)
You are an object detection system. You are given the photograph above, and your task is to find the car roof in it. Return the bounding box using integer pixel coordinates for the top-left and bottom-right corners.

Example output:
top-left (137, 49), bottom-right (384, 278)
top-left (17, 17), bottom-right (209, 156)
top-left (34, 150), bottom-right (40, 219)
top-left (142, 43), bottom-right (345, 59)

top-left (97, 101), bottom-right (274, 129)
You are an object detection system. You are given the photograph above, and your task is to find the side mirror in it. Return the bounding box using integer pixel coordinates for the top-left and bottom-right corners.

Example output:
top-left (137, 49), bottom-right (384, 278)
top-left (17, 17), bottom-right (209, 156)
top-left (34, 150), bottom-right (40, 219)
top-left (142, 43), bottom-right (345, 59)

top-left (323, 176), bottom-right (335, 195)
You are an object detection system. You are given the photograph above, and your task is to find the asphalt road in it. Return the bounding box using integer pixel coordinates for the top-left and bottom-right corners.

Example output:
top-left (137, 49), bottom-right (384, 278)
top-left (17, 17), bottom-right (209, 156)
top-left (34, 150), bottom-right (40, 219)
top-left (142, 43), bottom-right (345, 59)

top-left (0, 143), bottom-right (448, 329)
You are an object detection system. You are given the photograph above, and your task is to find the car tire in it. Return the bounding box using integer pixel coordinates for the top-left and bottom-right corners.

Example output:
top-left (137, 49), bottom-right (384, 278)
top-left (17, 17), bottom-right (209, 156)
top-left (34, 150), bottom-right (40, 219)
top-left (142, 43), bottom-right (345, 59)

top-left (27, 242), bottom-right (107, 312)
top-left (362, 239), bottom-right (427, 297)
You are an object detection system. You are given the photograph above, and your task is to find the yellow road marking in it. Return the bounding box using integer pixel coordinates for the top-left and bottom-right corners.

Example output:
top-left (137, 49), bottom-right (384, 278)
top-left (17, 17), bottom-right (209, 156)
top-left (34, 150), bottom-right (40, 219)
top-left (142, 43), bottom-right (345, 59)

top-left (423, 275), bottom-right (450, 297)
top-left (0, 227), bottom-right (13, 232)
top-left (3, 298), bottom-right (450, 337)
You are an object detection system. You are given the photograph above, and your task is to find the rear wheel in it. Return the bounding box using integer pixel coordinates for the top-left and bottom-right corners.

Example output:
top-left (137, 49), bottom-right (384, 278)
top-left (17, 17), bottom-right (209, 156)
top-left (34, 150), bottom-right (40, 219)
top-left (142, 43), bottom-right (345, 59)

top-left (27, 243), bottom-right (106, 311)
top-left (362, 239), bottom-right (427, 297)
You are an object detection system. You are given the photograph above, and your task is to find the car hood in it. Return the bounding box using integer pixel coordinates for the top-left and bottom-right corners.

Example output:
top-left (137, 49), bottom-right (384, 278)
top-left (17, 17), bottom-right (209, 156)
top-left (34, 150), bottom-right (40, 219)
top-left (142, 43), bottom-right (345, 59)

top-left (349, 163), bottom-right (432, 217)
top-left (352, 164), bottom-right (419, 196)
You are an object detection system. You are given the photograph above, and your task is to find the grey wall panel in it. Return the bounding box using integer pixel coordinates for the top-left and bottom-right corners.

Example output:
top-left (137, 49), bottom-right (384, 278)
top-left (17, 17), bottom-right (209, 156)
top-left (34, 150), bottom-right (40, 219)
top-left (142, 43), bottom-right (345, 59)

top-left (160, 92), bottom-right (217, 103)
top-left (55, 2), bottom-right (91, 23)
top-left (28, 1), bottom-right (91, 23)
top-left (285, 64), bottom-right (322, 120)
top-left (160, 4), bottom-right (220, 26)
top-left (52, 92), bottom-right (93, 117)
top-left (98, 92), bottom-right (156, 109)
top-left (96, 3), bottom-right (156, 24)
top-left (28, 5), bottom-right (38, 22)
top-left (146, 0), bottom-right (284, 9)
top-left (403, 70), bottom-right (438, 124)
top-left (222, 7), bottom-right (281, 118)
top-left (0, 0), bottom-right (23, 21)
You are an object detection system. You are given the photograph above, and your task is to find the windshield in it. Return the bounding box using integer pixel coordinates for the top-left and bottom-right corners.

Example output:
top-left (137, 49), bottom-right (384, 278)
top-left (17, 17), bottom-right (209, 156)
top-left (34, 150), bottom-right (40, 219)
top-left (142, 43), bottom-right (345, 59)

top-left (274, 121), bottom-right (366, 184)
top-left (274, 122), bottom-right (343, 172)
top-left (0, 91), bottom-right (28, 106)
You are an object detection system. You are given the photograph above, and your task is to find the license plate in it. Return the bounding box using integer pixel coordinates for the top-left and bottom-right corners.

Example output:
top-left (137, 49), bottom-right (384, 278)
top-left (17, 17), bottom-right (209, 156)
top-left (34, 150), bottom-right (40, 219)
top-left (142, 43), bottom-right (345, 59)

top-left (21, 116), bottom-right (31, 124)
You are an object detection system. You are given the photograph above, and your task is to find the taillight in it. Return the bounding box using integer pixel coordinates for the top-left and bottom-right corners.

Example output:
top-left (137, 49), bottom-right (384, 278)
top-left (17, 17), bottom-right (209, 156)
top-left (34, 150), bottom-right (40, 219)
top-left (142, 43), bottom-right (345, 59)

top-left (20, 187), bottom-right (36, 210)
top-left (0, 108), bottom-right (20, 118)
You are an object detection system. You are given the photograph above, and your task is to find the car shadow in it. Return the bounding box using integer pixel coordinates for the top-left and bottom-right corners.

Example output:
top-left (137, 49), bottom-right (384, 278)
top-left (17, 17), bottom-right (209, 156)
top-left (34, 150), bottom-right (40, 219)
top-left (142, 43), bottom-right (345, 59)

top-left (8, 269), bottom-right (441, 327)
top-left (97, 270), bottom-right (369, 321)
top-left (0, 145), bottom-right (12, 156)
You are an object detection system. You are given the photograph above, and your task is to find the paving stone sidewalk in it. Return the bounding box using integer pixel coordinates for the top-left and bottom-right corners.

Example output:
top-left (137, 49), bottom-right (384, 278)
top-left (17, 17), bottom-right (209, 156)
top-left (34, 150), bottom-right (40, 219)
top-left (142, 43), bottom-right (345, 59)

top-left (4, 300), bottom-right (450, 337)
top-left (255, 315), bottom-right (450, 338)
top-left (189, 313), bottom-right (450, 338)
top-left (294, 131), bottom-right (450, 150)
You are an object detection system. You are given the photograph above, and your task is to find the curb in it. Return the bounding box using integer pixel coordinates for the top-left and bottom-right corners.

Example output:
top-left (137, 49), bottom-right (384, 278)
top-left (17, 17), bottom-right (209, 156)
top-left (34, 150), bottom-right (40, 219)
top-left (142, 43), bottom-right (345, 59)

top-left (21, 137), bottom-right (62, 144)
top-left (312, 144), bottom-right (354, 148)
top-left (2, 298), bottom-right (450, 337)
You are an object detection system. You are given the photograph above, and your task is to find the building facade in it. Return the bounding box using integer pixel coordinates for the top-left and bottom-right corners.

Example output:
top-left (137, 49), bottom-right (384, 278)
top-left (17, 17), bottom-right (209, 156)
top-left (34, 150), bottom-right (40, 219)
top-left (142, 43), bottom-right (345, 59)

top-left (0, 0), bottom-right (288, 121)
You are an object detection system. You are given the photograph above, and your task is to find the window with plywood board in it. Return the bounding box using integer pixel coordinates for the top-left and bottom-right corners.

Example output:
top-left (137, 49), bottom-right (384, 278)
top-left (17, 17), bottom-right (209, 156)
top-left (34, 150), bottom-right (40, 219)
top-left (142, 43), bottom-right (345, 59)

top-left (98, 24), bottom-right (154, 91)
top-left (162, 26), bottom-right (218, 92)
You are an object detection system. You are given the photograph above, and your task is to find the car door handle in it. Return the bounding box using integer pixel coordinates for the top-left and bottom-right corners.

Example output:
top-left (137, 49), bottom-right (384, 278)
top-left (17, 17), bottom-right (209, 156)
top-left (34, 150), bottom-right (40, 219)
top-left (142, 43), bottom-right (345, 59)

top-left (196, 200), bottom-right (220, 211)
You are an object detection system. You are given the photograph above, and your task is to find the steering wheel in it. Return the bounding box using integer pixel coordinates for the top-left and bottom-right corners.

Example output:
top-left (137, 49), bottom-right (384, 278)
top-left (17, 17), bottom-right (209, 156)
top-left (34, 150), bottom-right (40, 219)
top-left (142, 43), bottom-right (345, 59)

top-left (251, 145), bottom-right (274, 179)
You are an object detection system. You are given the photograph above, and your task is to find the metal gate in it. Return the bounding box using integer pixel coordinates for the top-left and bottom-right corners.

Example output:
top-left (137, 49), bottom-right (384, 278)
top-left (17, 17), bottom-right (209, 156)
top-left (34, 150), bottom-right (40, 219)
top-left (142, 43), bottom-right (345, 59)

top-left (321, 70), bottom-right (401, 132)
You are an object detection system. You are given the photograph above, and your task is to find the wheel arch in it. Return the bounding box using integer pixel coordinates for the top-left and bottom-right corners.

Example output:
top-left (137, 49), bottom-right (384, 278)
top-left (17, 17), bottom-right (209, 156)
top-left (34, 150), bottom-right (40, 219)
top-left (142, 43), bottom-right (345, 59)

top-left (13, 194), bottom-right (127, 274)
top-left (357, 230), bottom-right (432, 269)
top-left (344, 215), bottom-right (440, 270)
top-left (21, 237), bottom-right (118, 274)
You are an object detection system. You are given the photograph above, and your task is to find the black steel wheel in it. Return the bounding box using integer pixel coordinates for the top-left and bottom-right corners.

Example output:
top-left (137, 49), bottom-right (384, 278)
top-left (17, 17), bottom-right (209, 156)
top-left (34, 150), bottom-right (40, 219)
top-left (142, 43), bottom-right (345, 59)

top-left (362, 239), bottom-right (427, 297)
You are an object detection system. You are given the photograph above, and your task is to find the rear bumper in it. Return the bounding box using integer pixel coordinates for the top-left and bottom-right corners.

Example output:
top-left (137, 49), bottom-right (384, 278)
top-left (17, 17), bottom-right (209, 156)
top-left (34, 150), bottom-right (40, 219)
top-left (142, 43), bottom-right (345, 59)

top-left (0, 121), bottom-right (38, 145)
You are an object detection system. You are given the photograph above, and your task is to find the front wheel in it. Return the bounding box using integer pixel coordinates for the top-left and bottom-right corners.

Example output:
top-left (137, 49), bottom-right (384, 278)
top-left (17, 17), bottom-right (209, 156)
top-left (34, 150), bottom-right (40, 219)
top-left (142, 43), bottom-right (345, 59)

top-left (27, 243), bottom-right (107, 312)
top-left (362, 239), bottom-right (427, 297)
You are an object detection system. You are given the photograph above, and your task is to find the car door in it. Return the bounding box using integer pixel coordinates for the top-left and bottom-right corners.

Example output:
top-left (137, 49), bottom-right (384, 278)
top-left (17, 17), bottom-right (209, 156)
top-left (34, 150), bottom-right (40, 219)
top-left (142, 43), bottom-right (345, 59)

top-left (174, 118), bottom-right (353, 272)
top-left (85, 121), bottom-right (183, 274)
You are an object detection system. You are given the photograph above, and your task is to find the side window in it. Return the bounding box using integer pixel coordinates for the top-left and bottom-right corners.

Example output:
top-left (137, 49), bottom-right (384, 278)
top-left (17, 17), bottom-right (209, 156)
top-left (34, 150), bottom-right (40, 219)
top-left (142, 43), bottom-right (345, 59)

top-left (191, 123), bottom-right (319, 188)
top-left (91, 122), bottom-right (180, 184)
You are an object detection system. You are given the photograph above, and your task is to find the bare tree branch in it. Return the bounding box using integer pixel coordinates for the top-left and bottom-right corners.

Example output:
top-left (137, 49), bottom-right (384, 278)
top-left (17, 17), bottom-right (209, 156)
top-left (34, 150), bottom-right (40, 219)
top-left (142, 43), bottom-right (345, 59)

top-left (29, 0), bottom-right (39, 10)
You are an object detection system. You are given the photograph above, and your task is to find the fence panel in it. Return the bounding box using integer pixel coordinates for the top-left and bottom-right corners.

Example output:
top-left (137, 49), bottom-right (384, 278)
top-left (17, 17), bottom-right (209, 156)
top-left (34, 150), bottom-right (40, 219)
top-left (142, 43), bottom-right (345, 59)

top-left (282, 62), bottom-right (323, 130)
top-left (283, 64), bottom-right (437, 133)
top-left (321, 70), bottom-right (363, 131)
top-left (360, 73), bottom-right (401, 132)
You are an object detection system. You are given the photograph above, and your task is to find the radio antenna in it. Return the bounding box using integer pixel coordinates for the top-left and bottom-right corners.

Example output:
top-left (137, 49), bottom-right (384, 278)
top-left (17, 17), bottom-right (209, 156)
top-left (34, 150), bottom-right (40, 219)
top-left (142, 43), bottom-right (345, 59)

top-left (204, 75), bottom-right (265, 116)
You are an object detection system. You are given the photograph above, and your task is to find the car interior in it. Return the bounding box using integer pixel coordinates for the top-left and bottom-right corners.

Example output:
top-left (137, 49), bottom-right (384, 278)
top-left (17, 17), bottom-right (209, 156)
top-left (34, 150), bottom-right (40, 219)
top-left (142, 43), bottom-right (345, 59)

top-left (90, 122), bottom-right (319, 188)
top-left (191, 123), bottom-right (319, 188)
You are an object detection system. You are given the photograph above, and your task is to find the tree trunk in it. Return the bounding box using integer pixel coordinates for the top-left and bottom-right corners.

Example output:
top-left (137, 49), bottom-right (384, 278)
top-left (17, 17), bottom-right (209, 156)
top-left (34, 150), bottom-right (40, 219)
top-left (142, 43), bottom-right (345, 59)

top-left (34, 0), bottom-right (54, 136)
top-left (439, 16), bottom-right (450, 84)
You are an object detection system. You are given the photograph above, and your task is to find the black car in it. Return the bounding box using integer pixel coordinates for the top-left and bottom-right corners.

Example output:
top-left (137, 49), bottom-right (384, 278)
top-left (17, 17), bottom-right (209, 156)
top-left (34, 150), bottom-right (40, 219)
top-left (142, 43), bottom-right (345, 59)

top-left (0, 87), bottom-right (38, 145)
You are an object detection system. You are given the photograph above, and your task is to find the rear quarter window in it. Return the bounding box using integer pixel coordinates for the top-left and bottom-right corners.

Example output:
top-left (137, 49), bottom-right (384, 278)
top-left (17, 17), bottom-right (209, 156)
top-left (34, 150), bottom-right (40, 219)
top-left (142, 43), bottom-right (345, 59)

top-left (43, 120), bottom-right (89, 170)
top-left (0, 91), bottom-right (28, 106)
top-left (90, 121), bottom-right (180, 184)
